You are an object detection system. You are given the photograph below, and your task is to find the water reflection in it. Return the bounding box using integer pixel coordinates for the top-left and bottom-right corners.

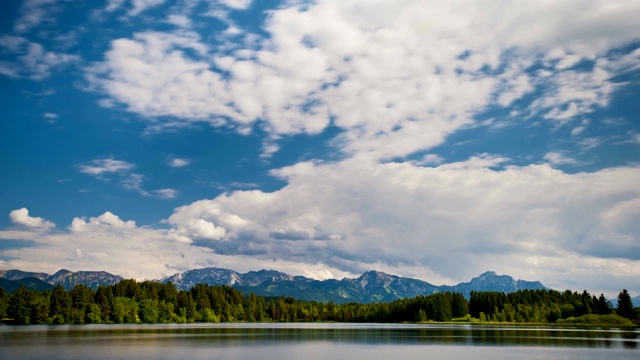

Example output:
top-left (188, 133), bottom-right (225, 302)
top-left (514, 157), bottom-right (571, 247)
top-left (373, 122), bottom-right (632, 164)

top-left (1, 323), bottom-right (638, 360)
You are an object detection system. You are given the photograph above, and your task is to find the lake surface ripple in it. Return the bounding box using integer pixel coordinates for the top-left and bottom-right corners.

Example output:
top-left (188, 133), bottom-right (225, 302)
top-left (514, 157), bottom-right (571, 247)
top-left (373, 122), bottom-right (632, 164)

top-left (1, 323), bottom-right (638, 360)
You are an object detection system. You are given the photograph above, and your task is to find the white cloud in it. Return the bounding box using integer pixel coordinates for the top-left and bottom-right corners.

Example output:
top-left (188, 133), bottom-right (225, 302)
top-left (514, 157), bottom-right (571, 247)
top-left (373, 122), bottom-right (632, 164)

top-left (78, 158), bottom-right (175, 198)
top-left (43, 112), bottom-right (58, 123)
top-left (9, 208), bottom-right (55, 230)
top-left (2, 160), bottom-right (640, 293)
top-left (154, 188), bottom-right (178, 199)
top-left (129, 0), bottom-right (165, 16)
top-left (164, 158), bottom-right (640, 293)
top-left (166, 14), bottom-right (191, 28)
top-left (70, 211), bottom-right (136, 233)
top-left (0, 36), bottom-right (78, 80)
top-left (106, 0), bottom-right (126, 12)
top-left (260, 141), bottom-right (280, 159)
top-left (168, 158), bottom-right (190, 167)
top-left (414, 154), bottom-right (444, 166)
top-left (2, 211), bottom-right (208, 279)
top-left (13, 0), bottom-right (57, 33)
top-left (77, 158), bottom-right (135, 176)
top-left (219, 0), bottom-right (252, 10)
top-left (543, 151), bottom-right (579, 166)
top-left (86, 31), bottom-right (239, 127)
top-left (121, 173), bottom-right (148, 195)
top-left (1, 210), bottom-right (348, 281)
top-left (86, 0), bottom-right (640, 161)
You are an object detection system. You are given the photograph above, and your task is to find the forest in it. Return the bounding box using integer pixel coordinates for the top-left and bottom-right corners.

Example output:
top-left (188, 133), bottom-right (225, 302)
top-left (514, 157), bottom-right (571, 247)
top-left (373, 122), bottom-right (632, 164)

top-left (0, 280), bottom-right (637, 326)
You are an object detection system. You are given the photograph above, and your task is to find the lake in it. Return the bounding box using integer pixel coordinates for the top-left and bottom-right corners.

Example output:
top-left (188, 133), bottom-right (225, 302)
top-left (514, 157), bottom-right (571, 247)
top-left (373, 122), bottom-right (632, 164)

top-left (1, 323), bottom-right (638, 360)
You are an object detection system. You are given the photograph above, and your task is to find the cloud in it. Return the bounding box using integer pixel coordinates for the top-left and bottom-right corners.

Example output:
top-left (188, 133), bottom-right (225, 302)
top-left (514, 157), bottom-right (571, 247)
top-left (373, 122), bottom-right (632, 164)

top-left (2, 160), bottom-right (640, 293)
top-left (77, 158), bottom-right (175, 198)
top-left (43, 112), bottom-right (58, 123)
top-left (9, 208), bottom-right (55, 230)
top-left (104, 0), bottom-right (165, 16)
top-left (2, 211), bottom-right (206, 279)
top-left (168, 158), bottom-right (190, 167)
top-left (543, 151), bottom-right (579, 166)
top-left (0, 36), bottom-right (78, 80)
top-left (9, 208), bottom-right (56, 230)
top-left (166, 14), bottom-right (191, 28)
top-left (86, 0), bottom-right (640, 161)
top-left (129, 0), bottom-right (165, 16)
top-left (106, 0), bottom-right (127, 12)
top-left (219, 0), bottom-right (252, 10)
top-left (70, 211), bottom-right (136, 233)
top-left (154, 188), bottom-right (178, 199)
top-left (13, 0), bottom-right (57, 33)
top-left (77, 158), bottom-right (135, 176)
top-left (1, 210), bottom-right (349, 281)
top-left (164, 158), bottom-right (640, 293)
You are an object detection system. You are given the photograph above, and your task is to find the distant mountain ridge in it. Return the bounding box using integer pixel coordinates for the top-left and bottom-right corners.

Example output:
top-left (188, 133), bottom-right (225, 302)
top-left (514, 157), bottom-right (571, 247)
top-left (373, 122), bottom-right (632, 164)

top-left (0, 269), bottom-right (123, 292)
top-left (162, 268), bottom-right (546, 303)
top-left (0, 277), bottom-right (54, 293)
top-left (160, 268), bottom-right (295, 290)
top-left (1, 267), bottom-right (547, 303)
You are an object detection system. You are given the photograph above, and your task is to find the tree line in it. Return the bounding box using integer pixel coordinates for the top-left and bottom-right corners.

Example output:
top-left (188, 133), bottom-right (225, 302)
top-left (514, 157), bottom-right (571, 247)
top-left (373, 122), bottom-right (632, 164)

top-left (0, 280), bottom-right (637, 325)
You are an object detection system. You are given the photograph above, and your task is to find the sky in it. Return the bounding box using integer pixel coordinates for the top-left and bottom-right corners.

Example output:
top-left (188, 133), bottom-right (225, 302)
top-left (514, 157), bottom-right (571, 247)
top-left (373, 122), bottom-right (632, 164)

top-left (0, 0), bottom-right (639, 298)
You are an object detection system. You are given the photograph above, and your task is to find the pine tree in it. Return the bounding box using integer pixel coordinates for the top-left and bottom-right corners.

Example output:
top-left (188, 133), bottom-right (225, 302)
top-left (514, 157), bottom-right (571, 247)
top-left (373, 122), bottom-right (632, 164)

top-left (616, 289), bottom-right (634, 320)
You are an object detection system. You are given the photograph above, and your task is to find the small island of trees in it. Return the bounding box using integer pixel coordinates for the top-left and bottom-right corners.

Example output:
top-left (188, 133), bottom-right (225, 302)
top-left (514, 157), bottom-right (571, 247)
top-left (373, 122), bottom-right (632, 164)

top-left (0, 280), bottom-right (638, 326)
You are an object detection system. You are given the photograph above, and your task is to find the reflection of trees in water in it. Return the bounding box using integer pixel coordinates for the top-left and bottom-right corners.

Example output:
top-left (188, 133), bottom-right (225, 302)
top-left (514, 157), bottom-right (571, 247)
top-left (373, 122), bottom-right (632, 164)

top-left (9, 324), bottom-right (636, 349)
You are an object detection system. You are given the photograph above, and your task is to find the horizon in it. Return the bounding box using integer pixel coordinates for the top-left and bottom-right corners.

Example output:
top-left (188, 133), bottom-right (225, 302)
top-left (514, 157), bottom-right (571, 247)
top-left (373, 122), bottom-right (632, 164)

top-left (1, 1), bottom-right (639, 299)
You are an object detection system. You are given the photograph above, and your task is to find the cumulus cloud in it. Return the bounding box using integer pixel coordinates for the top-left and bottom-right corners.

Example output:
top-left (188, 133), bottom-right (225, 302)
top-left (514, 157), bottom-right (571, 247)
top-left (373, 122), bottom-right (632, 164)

top-left (3, 159), bottom-right (640, 293)
top-left (164, 158), bottom-right (640, 293)
top-left (70, 211), bottom-right (136, 233)
top-left (86, 0), bottom-right (640, 161)
top-left (9, 208), bottom-right (55, 230)
top-left (0, 210), bottom-right (349, 280)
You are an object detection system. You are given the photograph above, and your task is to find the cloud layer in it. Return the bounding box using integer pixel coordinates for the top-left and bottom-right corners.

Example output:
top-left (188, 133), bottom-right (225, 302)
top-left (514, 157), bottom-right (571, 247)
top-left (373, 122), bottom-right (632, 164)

top-left (1, 0), bottom-right (639, 298)
top-left (3, 156), bottom-right (639, 294)
top-left (86, 0), bottom-right (640, 161)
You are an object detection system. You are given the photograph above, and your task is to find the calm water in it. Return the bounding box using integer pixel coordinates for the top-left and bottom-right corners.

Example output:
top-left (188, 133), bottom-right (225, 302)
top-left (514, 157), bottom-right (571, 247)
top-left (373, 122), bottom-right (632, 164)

top-left (1, 323), bottom-right (638, 360)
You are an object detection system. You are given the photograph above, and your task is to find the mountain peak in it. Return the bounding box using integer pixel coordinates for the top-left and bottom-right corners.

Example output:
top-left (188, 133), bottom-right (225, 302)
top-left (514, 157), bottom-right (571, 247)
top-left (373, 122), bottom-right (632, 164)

top-left (478, 271), bottom-right (497, 278)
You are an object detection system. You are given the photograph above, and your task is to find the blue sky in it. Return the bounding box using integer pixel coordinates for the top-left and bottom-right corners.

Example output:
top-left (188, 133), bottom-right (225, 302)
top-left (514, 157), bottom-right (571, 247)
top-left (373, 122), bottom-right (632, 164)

top-left (1, 0), bottom-right (639, 297)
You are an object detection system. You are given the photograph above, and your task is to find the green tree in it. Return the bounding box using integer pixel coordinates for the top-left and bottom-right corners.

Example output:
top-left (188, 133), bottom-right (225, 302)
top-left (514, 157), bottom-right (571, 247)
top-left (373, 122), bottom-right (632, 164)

top-left (596, 294), bottom-right (611, 315)
top-left (70, 284), bottom-right (95, 324)
top-left (0, 287), bottom-right (8, 319)
top-left (49, 284), bottom-right (72, 324)
top-left (616, 289), bottom-right (634, 320)
top-left (112, 296), bottom-right (139, 323)
top-left (8, 285), bottom-right (33, 324)
top-left (138, 299), bottom-right (159, 323)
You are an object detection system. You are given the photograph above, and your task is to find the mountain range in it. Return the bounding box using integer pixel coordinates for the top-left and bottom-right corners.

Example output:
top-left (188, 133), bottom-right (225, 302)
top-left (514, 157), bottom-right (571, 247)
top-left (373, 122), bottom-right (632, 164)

top-left (2, 267), bottom-right (547, 303)
top-left (161, 268), bottom-right (546, 303)
top-left (0, 269), bottom-right (123, 292)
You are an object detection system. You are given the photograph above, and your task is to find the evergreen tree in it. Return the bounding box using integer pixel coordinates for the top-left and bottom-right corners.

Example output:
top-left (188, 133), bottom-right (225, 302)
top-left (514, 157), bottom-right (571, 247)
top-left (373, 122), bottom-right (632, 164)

top-left (8, 285), bottom-right (33, 324)
top-left (0, 287), bottom-right (8, 319)
top-left (616, 289), bottom-right (634, 320)
top-left (596, 294), bottom-right (611, 315)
